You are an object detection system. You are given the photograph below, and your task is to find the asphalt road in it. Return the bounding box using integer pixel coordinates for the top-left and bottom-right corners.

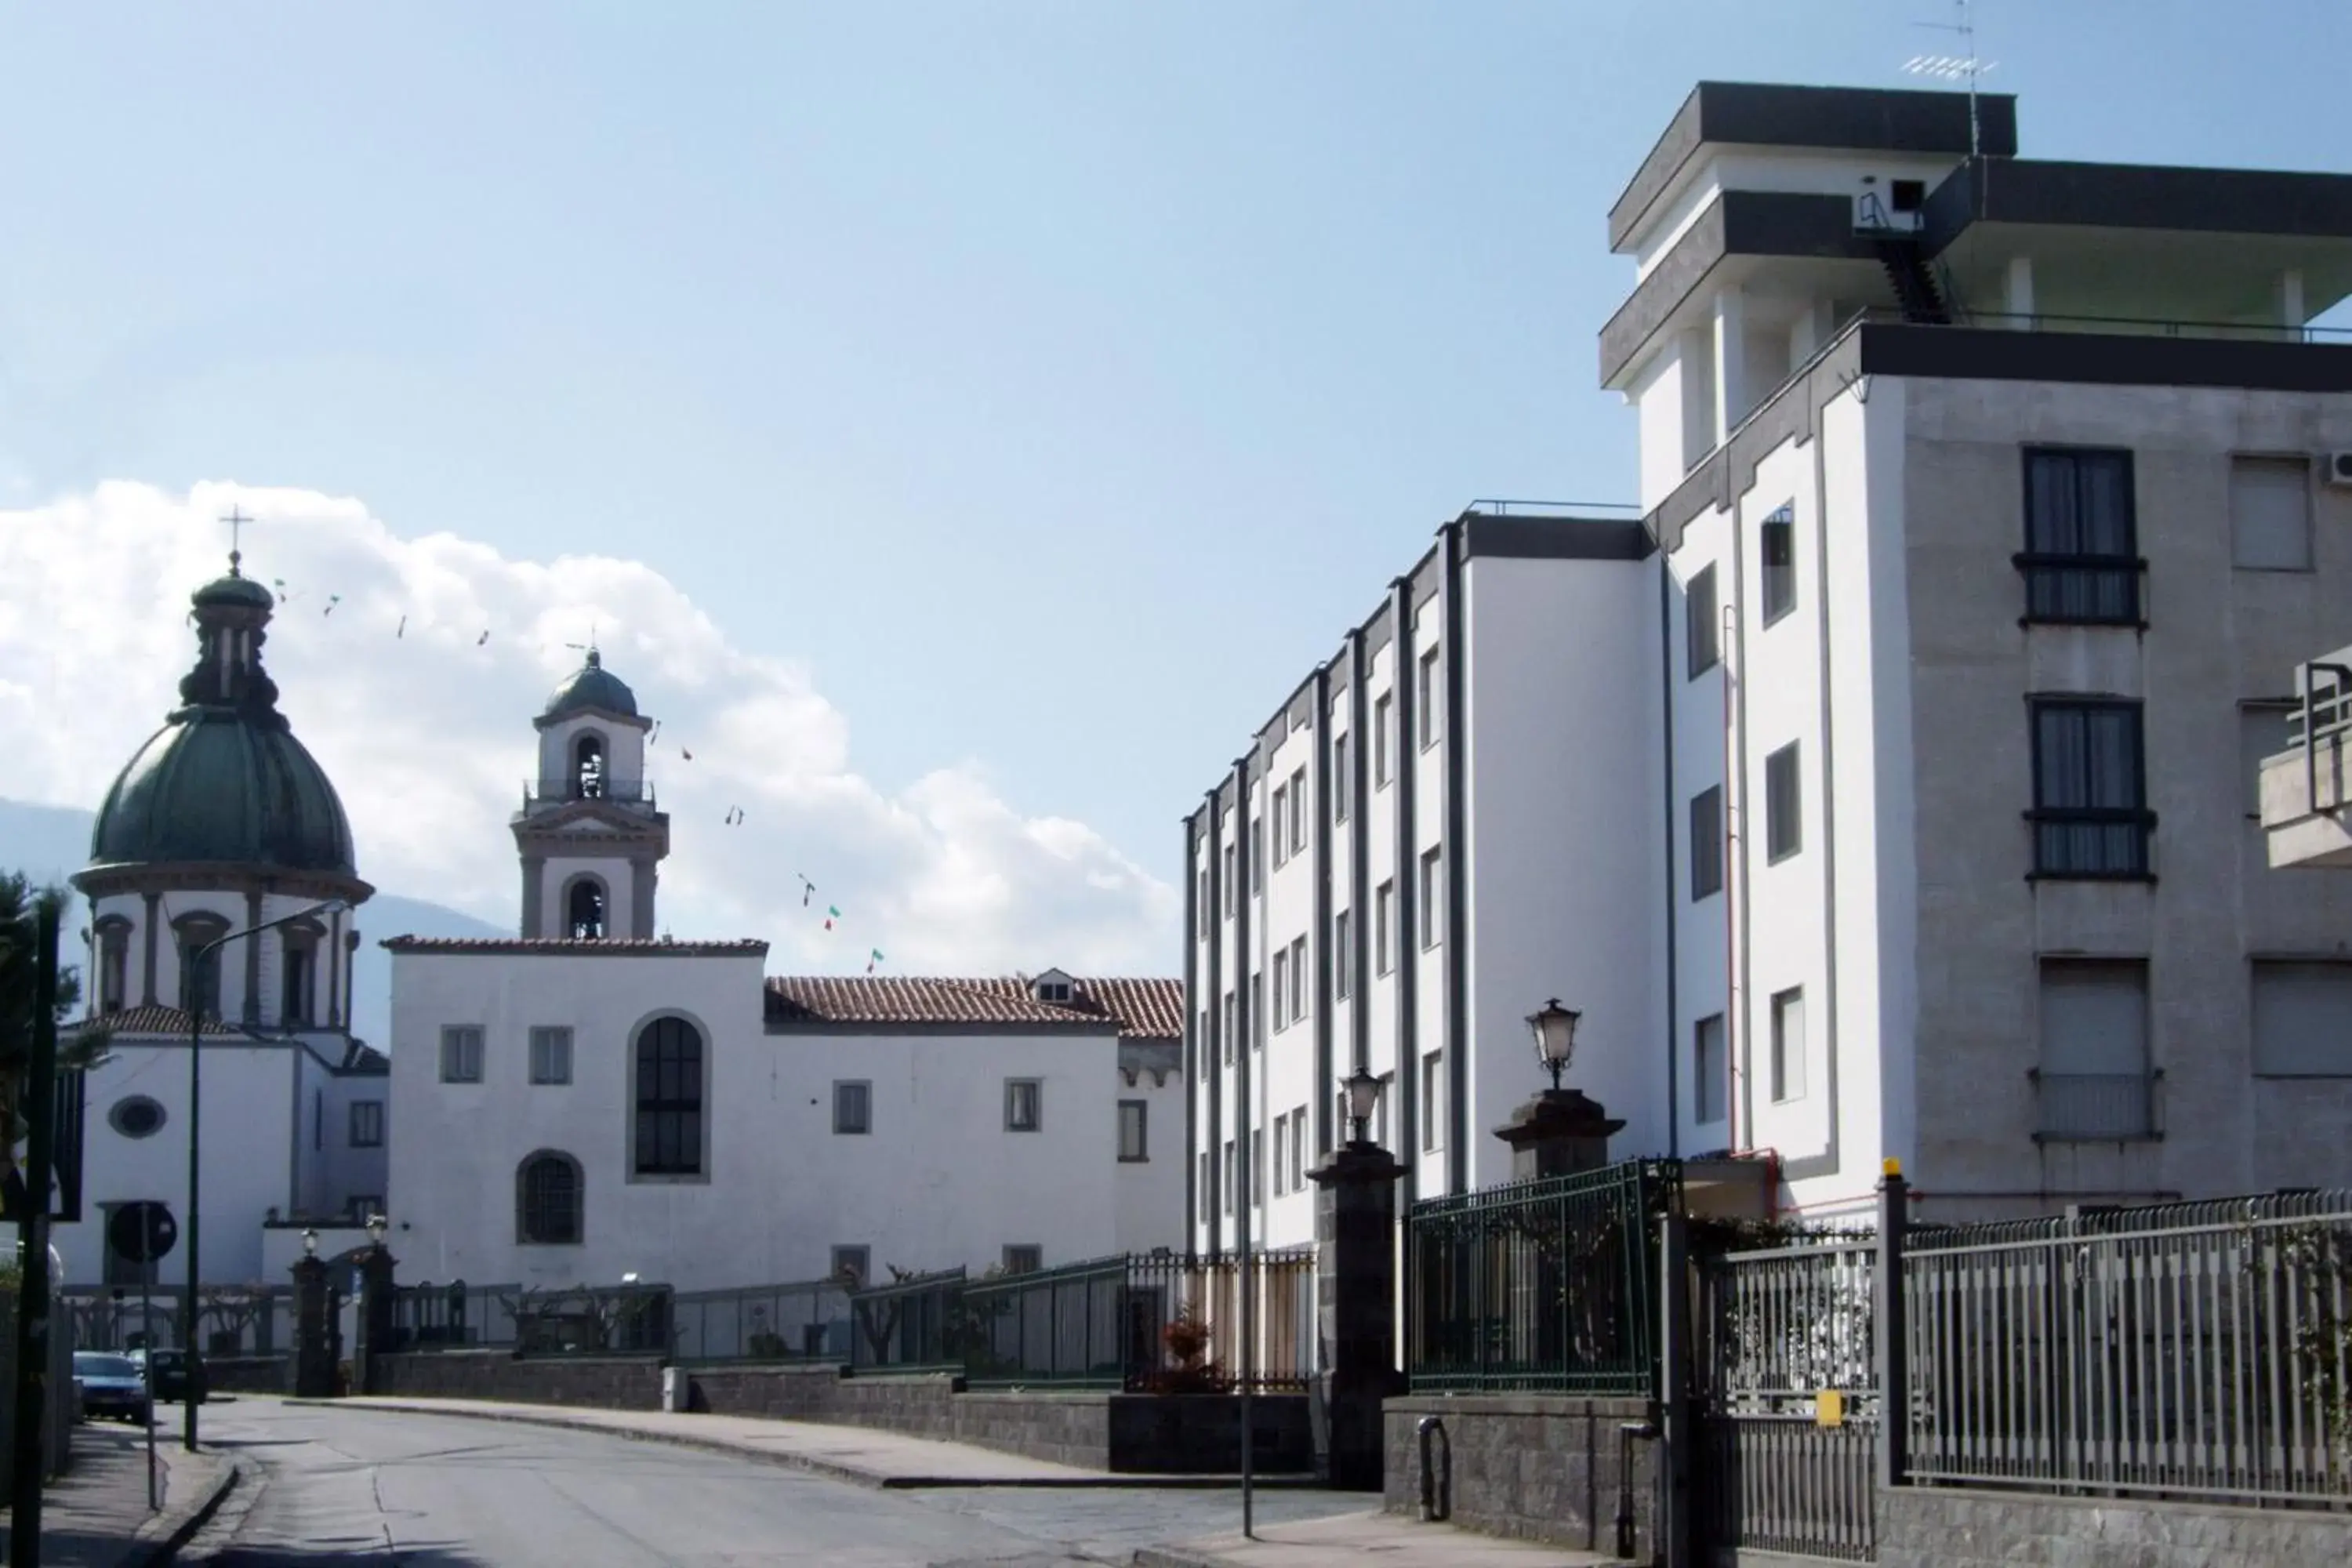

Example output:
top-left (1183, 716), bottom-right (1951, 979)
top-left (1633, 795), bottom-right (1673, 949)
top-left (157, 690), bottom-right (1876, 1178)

top-left (180, 1399), bottom-right (1355, 1566)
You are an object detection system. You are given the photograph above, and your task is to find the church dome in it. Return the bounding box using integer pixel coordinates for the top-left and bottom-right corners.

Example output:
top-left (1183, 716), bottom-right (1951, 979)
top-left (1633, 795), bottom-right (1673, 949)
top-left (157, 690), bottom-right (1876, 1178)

top-left (82, 563), bottom-right (358, 880)
top-left (542, 648), bottom-right (638, 720)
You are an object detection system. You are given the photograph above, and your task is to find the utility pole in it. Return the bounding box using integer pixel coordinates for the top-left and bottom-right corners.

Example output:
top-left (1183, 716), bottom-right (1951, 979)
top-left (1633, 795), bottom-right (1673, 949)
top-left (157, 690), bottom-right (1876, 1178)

top-left (10, 898), bottom-right (60, 1565)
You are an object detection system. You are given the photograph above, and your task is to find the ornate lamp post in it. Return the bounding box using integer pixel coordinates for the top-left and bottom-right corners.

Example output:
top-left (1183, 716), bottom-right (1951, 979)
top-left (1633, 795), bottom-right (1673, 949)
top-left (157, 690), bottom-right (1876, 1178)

top-left (1341, 1065), bottom-right (1382, 1146)
top-left (1527, 999), bottom-right (1580, 1092)
top-left (1496, 997), bottom-right (1622, 1180)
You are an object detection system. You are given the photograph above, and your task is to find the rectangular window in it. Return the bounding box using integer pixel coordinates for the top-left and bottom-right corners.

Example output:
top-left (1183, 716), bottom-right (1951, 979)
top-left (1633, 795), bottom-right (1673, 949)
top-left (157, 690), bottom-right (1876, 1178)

top-left (2241, 703), bottom-right (2295, 819)
top-left (1250, 973), bottom-right (1264, 1049)
top-left (1374, 694), bottom-right (1394, 787)
top-left (1223, 845), bottom-right (1236, 916)
top-left (1769, 988), bottom-right (1806, 1102)
top-left (439, 1025), bottom-right (485, 1084)
top-left (1418, 647), bottom-right (1443, 750)
top-left (1289, 768), bottom-right (1307, 855)
top-left (281, 943), bottom-right (314, 1025)
top-left (528, 1025), bottom-right (574, 1085)
top-left (1271, 949), bottom-right (1290, 1032)
top-left (1760, 504), bottom-right (1796, 626)
top-left (1693, 1014), bottom-right (1726, 1125)
top-left (1419, 846), bottom-right (1443, 949)
top-left (1004, 1079), bottom-right (1042, 1132)
top-left (1334, 733), bottom-right (1351, 822)
top-left (1250, 818), bottom-right (1264, 892)
top-left (2230, 456), bottom-right (2312, 572)
top-left (1197, 868), bottom-right (1207, 920)
top-left (2251, 961), bottom-right (2352, 1077)
top-left (832, 1245), bottom-right (871, 1287)
top-left (1334, 909), bottom-right (1352, 1001)
top-left (348, 1195), bottom-right (383, 1225)
top-left (1690, 787), bottom-right (1723, 900)
top-left (2030, 699), bottom-right (2152, 878)
top-left (1222, 992), bottom-right (1236, 1065)
top-left (1375, 880), bottom-right (1396, 975)
top-left (1004, 1244), bottom-right (1044, 1275)
top-left (1252, 1128), bottom-right (1265, 1206)
top-left (1421, 1050), bottom-right (1444, 1152)
top-left (833, 1080), bottom-right (872, 1134)
top-left (1271, 1116), bottom-right (1287, 1196)
top-left (2020, 447), bottom-right (2140, 623)
top-left (1271, 786), bottom-right (1289, 868)
top-left (2037, 959), bottom-right (2154, 1138)
top-left (1118, 1098), bottom-right (1148, 1160)
top-left (1766, 742), bottom-right (1802, 862)
top-left (1222, 1139), bottom-right (1235, 1214)
top-left (1197, 1150), bottom-right (1208, 1213)
top-left (348, 1099), bottom-right (384, 1149)
top-left (1290, 1106), bottom-right (1307, 1189)
top-left (1686, 563), bottom-right (1719, 677)
top-left (1289, 935), bottom-right (1307, 1022)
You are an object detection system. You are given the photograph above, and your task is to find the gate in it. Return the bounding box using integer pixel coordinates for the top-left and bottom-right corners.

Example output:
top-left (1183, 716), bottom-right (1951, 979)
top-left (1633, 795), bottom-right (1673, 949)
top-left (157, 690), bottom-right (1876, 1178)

top-left (1693, 1237), bottom-right (1880, 1563)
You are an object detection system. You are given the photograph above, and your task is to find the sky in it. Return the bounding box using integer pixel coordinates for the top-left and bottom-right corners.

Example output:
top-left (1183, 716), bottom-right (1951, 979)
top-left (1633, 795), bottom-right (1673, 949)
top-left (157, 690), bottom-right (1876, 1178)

top-left (3, 2), bottom-right (2348, 973)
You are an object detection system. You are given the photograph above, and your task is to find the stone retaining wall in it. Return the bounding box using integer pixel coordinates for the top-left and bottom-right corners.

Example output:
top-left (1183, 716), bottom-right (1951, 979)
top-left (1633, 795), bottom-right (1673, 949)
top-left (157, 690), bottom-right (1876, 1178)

top-left (1877, 1486), bottom-right (2352, 1568)
top-left (1382, 1394), bottom-right (1657, 1556)
top-left (371, 1350), bottom-right (664, 1410)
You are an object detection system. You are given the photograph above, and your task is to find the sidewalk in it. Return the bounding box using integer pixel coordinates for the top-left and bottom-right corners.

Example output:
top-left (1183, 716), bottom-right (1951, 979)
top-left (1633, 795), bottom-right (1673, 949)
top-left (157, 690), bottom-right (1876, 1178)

top-left (304, 1395), bottom-right (1314, 1490)
top-left (0, 1422), bottom-right (238, 1568)
top-left (1134, 1509), bottom-right (1618, 1568)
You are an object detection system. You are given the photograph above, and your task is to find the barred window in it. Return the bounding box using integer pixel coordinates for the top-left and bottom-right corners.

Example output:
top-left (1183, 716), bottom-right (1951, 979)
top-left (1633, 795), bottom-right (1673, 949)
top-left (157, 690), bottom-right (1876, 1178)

top-left (633, 1017), bottom-right (705, 1176)
top-left (517, 1151), bottom-right (583, 1245)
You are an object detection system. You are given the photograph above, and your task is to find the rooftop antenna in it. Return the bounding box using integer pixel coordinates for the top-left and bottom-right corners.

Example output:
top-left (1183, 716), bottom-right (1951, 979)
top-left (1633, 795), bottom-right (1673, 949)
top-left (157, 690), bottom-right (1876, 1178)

top-left (1905, 0), bottom-right (1996, 165)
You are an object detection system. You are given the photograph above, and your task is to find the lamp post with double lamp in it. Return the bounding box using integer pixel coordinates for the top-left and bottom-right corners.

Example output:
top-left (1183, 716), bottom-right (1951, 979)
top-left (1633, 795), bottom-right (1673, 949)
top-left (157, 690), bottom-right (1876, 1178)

top-left (183, 897), bottom-right (345, 1451)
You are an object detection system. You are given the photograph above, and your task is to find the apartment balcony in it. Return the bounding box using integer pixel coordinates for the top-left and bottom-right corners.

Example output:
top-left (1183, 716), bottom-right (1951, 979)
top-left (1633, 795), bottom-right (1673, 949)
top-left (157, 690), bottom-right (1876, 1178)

top-left (2259, 650), bottom-right (2352, 869)
top-left (2030, 1069), bottom-right (2163, 1143)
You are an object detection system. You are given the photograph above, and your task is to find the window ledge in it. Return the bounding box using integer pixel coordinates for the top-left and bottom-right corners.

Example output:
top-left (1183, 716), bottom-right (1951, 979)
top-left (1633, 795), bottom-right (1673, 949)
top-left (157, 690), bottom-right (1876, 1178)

top-left (2031, 1131), bottom-right (2165, 1145)
top-left (1117, 1155), bottom-right (1151, 1165)
top-left (626, 1172), bottom-right (711, 1185)
top-left (2025, 872), bottom-right (2158, 886)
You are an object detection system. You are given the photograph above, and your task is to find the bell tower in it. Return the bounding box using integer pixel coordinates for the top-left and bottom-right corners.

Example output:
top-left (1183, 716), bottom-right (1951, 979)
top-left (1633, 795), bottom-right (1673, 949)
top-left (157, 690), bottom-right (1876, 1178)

top-left (513, 648), bottom-right (669, 940)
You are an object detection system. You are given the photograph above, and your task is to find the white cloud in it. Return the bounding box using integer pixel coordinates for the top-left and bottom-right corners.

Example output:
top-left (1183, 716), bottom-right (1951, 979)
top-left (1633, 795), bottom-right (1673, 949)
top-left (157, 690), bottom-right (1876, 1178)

top-left (0, 481), bottom-right (1177, 975)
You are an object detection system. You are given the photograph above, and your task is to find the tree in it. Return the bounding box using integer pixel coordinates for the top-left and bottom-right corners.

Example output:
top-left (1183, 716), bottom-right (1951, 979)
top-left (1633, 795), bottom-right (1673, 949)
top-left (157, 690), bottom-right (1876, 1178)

top-left (0, 873), bottom-right (93, 1195)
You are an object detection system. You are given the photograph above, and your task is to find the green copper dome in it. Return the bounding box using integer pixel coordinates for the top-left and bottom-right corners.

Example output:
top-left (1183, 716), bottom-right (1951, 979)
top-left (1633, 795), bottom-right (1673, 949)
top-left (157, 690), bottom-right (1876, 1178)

top-left (543, 648), bottom-right (638, 720)
top-left (82, 563), bottom-right (357, 879)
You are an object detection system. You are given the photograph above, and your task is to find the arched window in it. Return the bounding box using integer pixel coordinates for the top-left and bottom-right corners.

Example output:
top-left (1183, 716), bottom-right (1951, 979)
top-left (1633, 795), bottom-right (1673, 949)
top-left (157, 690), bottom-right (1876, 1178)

top-left (280, 923), bottom-right (322, 1026)
top-left (95, 919), bottom-right (131, 1015)
top-left (517, 1151), bottom-right (583, 1245)
top-left (573, 733), bottom-right (606, 800)
top-left (175, 916), bottom-right (229, 1020)
top-left (567, 878), bottom-right (607, 941)
top-left (633, 1018), bottom-right (704, 1177)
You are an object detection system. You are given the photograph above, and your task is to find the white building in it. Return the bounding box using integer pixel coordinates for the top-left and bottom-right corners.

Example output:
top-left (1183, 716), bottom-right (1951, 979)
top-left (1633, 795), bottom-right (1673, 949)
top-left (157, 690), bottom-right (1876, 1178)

top-left (1189, 80), bottom-right (2352, 1234)
top-left (385, 655), bottom-right (1184, 1289)
top-left (64, 558), bottom-right (389, 1287)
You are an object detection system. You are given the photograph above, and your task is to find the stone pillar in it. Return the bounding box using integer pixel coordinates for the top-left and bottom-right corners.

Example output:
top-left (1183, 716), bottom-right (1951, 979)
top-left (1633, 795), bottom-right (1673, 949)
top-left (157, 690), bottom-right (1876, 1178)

top-left (289, 1254), bottom-right (337, 1398)
top-left (1308, 1141), bottom-right (1406, 1490)
top-left (354, 1244), bottom-right (397, 1396)
top-left (1494, 1088), bottom-right (1625, 1181)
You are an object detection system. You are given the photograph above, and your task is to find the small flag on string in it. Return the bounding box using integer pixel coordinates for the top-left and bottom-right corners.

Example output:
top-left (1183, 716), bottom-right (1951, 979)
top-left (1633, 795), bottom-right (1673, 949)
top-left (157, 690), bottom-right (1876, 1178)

top-left (648, 720), bottom-right (662, 744)
top-left (477, 630), bottom-right (490, 646)
top-left (824, 905), bottom-right (840, 931)
top-left (866, 948), bottom-right (884, 975)
top-left (681, 747), bottom-right (694, 761)
top-left (724, 806), bottom-right (744, 826)
top-left (396, 615), bottom-right (406, 639)
top-left (322, 594), bottom-right (341, 617)
top-left (797, 873), bottom-right (816, 907)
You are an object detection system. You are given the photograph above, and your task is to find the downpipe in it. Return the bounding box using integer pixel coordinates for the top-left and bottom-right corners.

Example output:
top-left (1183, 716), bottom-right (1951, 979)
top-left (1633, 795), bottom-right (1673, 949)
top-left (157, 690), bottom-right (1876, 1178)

top-left (1617, 1419), bottom-right (1659, 1559)
top-left (1416, 1414), bottom-right (1450, 1523)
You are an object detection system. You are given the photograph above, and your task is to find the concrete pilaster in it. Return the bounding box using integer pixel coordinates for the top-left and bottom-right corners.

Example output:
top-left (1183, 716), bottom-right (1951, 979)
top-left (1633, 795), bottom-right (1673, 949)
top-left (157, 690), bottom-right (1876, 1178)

top-left (1308, 1142), bottom-right (1406, 1490)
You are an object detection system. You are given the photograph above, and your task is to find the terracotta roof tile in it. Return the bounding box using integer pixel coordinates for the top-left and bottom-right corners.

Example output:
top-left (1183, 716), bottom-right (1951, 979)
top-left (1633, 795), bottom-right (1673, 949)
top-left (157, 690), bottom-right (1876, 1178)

top-left (764, 976), bottom-right (1181, 1041)
top-left (78, 1006), bottom-right (254, 1039)
top-left (382, 936), bottom-right (768, 957)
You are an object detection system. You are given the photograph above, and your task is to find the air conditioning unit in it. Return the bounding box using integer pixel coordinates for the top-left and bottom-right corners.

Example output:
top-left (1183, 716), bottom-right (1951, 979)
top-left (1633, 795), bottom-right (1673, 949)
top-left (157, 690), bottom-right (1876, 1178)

top-left (2325, 452), bottom-right (2352, 490)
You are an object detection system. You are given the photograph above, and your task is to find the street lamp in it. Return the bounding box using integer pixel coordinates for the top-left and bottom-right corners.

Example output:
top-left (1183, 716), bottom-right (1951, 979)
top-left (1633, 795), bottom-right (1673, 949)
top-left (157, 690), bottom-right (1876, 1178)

top-left (1341, 1065), bottom-right (1381, 1145)
top-left (365, 1212), bottom-right (388, 1249)
top-left (300, 1229), bottom-right (318, 1260)
top-left (183, 896), bottom-right (345, 1452)
top-left (1528, 999), bottom-right (1580, 1093)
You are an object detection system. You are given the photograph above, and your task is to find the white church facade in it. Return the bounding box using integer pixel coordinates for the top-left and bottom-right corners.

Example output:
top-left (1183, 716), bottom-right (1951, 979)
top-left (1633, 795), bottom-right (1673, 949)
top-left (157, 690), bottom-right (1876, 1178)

top-left (379, 651), bottom-right (1185, 1290)
top-left (63, 558), bottom-right (390, 1288)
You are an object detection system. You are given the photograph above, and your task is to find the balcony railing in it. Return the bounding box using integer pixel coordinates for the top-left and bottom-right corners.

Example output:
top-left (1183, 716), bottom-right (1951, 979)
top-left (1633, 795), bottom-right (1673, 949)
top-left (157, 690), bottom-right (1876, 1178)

top-left (522, 778), bottom-right (655, 808)
top-left (2031, 1069), bottom-right (2163, 1142)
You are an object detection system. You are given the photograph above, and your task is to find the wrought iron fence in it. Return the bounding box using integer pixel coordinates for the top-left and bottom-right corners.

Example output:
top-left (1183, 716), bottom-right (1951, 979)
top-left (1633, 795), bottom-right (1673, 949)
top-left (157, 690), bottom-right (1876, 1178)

top-left (60, 1286), bottom-right (300, 1356)
top-left (672, 1279), bottom-right (850, 1363)
top-left (962, 1257), bottom-right (1128, 1388)
top-left (1695, 1237), bottom-right (1880, 1563)
top-left (390, 1280), bottom-right (672, 1356)
top-left (1904, 1191), bottom-right (2352, 1506)
top-left (1123, 1248), bottom-right (1314, 1394)
top-left (848, 1268), bottom-right (967, 1375)
top-left (1406, 1158), bottom-right (1682, 1394)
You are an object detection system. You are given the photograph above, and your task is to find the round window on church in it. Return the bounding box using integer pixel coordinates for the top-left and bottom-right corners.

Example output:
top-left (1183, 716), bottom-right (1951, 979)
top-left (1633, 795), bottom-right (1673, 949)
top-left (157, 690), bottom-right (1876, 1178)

top-left (108, 1095), bottom-right (167, 1140)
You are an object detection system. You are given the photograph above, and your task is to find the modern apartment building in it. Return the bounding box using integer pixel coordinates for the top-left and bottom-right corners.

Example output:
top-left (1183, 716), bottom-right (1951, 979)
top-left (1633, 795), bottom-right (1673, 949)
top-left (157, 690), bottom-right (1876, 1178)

top-left (1185, 79), bottom-right (2352, 1236)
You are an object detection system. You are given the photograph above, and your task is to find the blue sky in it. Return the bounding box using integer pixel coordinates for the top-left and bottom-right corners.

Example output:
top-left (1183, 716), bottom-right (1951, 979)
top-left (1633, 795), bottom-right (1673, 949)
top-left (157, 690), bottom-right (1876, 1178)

top-left (5, 1), bottom-right (2348, 895)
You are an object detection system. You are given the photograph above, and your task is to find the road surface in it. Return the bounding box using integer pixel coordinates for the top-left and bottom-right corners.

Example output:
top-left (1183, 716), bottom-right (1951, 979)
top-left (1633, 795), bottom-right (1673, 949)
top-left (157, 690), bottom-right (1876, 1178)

top-left (181, 1399), bottom-right (1352, 1566)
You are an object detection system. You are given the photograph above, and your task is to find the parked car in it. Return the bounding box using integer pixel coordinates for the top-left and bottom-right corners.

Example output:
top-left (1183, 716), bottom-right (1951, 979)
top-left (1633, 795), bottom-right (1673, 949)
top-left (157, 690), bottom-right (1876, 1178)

top-left (131, 1347), bottom-right (207, 1405)
top-left (72, 1352), bottom-right (152, 1425)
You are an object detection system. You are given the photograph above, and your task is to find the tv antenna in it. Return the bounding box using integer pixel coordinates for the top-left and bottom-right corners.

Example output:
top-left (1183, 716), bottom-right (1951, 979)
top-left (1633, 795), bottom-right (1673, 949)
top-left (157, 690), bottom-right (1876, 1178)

top-left (1905, 0), bottom-right (1996, 164)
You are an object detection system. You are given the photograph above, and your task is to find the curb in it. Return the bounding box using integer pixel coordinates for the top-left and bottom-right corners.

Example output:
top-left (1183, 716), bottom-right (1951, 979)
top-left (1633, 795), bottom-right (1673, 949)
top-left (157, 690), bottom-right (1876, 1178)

top-left (287, 1400), bottom-right (1322, 1491)
top-left (1131, 1550), bottom-right (1233, 1568)
top-left (127, 1454), bottom-right (241, 1567)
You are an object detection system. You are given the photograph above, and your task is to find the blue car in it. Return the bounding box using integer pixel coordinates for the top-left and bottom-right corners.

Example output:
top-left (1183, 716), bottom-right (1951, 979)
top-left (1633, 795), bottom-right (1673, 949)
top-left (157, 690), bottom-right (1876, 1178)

top-left (72, 1352), bottom-right (152, 1425)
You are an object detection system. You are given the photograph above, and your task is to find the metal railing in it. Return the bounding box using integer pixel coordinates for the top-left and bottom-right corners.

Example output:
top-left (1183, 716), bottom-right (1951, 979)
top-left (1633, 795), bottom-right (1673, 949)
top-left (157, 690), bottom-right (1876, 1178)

top-left (2031, 1070), bottom-right (2162, 1142)
top-left (522, 777), bottom-right (656, 808)
top-left (1126, 1248), bottom-right (1316, 1394)
top-left (1904, 1191), bottom-right (2352, 1506)
top-left (671, 1279), bottom-right (849, 1363)
top-left (390, 1280), bottom-right (672, 1356)
top-left (60, 1286), bottom-right (299, 1356)
top-left (1696, 1237), bottom-right (1880, 1563)
top-left (848, 1268), bottom-right (967, 1375)
top-left (1406, 1158), bottom-right (1682, 1395)
top-left (1860, 304), bottom-right (2352, 345)
top-left (962, 1257), bottom-right (1129, 1388)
